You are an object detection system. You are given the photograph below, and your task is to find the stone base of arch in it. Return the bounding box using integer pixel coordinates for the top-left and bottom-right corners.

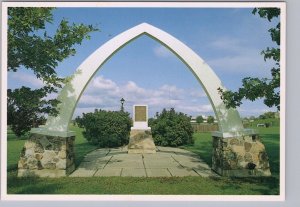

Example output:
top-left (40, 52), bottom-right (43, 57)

top-left (17, 133), bottom-right (75, 177)
top-left (212, 133), bottom-right (271, 177)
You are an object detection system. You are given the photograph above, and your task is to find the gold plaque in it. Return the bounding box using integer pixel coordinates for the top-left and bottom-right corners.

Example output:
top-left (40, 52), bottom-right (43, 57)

top-left (135, 106), bottom-right (147, 121)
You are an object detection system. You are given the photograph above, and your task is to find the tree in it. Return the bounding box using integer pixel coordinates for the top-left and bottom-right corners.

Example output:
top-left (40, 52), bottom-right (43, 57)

top-left (150, 108), bottom-right (194, 147)
top-left (218, 8), bottom-right (280, 111)
top-left (8, 87), bottom-right (56, 137)
top-left (259, 111), bottom-right (276, 119)
top-left (207, 116), bottom-right (215, 124)
top-left (7, 7), bottom-right (98, 136)
top-left (196, 115), bottom-right (204, 123)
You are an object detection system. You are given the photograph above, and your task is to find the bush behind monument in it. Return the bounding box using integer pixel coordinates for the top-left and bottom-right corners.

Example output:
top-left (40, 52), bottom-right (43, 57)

top-left (76, 109), bottom-right (131, 148)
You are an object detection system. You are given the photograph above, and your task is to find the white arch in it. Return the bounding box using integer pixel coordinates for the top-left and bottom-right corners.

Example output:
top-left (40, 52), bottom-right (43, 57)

top-left (32, 23), bottom-right (245, 137)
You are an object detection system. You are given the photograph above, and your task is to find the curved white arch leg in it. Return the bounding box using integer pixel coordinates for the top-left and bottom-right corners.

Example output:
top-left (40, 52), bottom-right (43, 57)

top-left (32, 23), bottom-right (248, 137)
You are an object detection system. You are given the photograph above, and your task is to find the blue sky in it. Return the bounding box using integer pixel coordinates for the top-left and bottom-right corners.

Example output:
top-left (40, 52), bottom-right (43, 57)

top-left (8, 7), bottom-right (279, 118)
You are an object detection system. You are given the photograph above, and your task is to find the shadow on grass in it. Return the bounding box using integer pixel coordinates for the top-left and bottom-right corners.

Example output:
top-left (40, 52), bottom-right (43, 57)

top-left (260, 133), bottom-right (280, 176)
top-left (7, 164), bottom-right (18, 172)
top-left (183, 137), bottom-right (212, 166)
top-left (74, 142), bottom-right (97, 167)
top-left (7, 173), bottom-right (63, 194)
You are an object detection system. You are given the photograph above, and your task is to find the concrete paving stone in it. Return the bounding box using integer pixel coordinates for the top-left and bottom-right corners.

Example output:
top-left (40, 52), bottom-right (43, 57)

top-left (144, 160), bottom-right (181, 168)
top-left (77, 162), bottom-right (99, 170)
top-left (94, 168), bottom-right (122, 177)
top-left (172, 155), bottom-right (209, 168)
top-left (69, 168), bottom-right (96, 177)
top-left (77, 157), bottom-right (111, 170)
top-left (106, 160), bottom-right (144, 168)
top-left (143, 153), bottom-right (171, 159)
top-left (109, 154), bottom-right (143, 161)
top-left (112, 154), bottom-right (141, 159)
top-left (121, 168), bottom-right (146, 177)
top-left (87, 148), bottom-right (109, 155)
top-left (146, 168), bottom-right (172, 177)
top-left (109, 147), bottom-right (127, 153)
top-left (83, 154), bottom-right (112, 162)
top-left (84, 155), bottom-right (107, 162)
top-left (157, 147), bottom-right (188, 153)
top-left (190, 162), bottom-right (211, 170)
top-left (69, 146), bottom-right (213, 178)
top-left (95, 148), bottom-right (110, 153)
top-left (168, 167), bottom-right (199, 177)
top-left (180, 164), bottom-right (211, 172)
top-left (107, 150), bottom-right (128, 156)
top-left (171, 154), bottom-right (201, 162)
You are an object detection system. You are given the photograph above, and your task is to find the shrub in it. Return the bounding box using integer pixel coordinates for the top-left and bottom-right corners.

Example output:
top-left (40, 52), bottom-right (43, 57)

top-left (150, 108), bottom-right (194, 147)
top-left (78, 109), bottom-right (131, 148)
top-left (207, 115), bottom-right (215, 124)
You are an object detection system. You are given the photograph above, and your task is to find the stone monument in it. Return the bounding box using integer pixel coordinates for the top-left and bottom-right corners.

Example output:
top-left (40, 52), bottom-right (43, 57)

top-left (211, 131), bottom-right (271, 177)
top-left (128, 105), bottom-right (156, 153)
top-left (17, 23), bottom-right (271, 177)
top-left (17, 133), bottom-right (75, 177)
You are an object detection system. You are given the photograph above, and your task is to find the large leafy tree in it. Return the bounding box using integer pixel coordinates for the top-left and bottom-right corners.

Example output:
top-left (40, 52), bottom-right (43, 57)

top-left (218, 8), bottom-right (280, 111)
top-left (7, 7), bottom-right (98, 136)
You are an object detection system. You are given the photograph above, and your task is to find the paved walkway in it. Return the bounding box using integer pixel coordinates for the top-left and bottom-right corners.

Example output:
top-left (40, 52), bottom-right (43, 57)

top-left (70, 146), bottom-right (219, 177)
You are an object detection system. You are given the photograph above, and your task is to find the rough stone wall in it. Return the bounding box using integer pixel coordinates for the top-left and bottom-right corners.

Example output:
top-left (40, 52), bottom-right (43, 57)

top-left (18, 133), bottom-right (75, 177)
top-left (128, 130), bottom-right (156, 154)
top-left (212, 134), bottom-right (271, 177)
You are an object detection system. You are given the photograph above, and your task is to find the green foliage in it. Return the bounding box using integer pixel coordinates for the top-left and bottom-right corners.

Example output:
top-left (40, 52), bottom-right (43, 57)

top-left (259, 111), bottom-right (276, 119)
top-left (206, 115), bottom-right (215, 124)
top-left (7, 87), bottom-right (59, 137)
top-left (196, 115), bottom-right (204, 123)
top-left (8, 7), bottom-right (98, 84)
top-left (218, 8), bottom-right (280, 110)
top-left (148, 117), bottom-right (155, 126)
top-left (150, 108), bottom-right (194, 147)
top-left (77, 109), bottom-right (131, 148)
top-left (7, 7), bottom-right (98, 136)
top-left (74, 116), bottom-right (84, 128)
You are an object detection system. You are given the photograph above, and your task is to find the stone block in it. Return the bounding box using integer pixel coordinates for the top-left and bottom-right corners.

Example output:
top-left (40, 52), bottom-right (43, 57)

top-left (212, 134), bottom-right (271, 177)
top-left (128, 129), bottom-right (156, 154)
top-left (18, 133), bottom-right (75, 177)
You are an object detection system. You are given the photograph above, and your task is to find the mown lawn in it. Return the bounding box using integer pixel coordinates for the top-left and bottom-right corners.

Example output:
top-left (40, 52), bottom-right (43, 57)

top-left (6, 122), bottom-right (280, 195)
top-left (7, 172), bottom-right (278, 195)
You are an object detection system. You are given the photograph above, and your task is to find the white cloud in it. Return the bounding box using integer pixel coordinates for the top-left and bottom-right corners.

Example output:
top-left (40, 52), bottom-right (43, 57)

top-left (75, 75), bottom-right (212, 118)
top-left (124, 81), bottom-right (146, 95)
top-left (69, 75), bottom-right (272, 118)
top-left (92, 76), bottom-right (118, 90)
top-left (153, 45), bottom-right (173, 58)
top-left (176, 104), bottom-right (213, 114)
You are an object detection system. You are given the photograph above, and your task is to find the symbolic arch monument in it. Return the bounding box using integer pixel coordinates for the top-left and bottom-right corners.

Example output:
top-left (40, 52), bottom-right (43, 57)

top-left (18, 23), bottom-right (271, 177)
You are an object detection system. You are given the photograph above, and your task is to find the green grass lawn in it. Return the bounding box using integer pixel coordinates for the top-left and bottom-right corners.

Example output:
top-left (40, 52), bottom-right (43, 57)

top-left (6, 122), bottom-right (280, 195)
